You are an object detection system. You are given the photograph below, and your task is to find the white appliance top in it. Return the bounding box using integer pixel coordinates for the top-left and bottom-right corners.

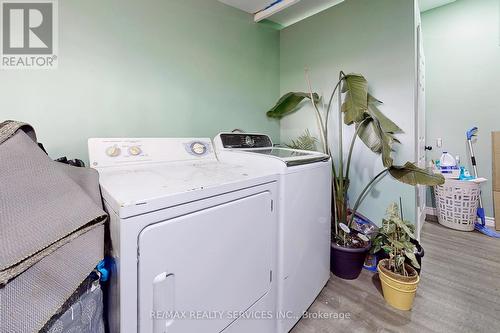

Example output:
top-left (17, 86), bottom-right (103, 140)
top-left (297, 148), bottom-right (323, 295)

top-left (214, 133), bottom-right (329, 166)
top-left (88, 138), bottom-right (276, 218)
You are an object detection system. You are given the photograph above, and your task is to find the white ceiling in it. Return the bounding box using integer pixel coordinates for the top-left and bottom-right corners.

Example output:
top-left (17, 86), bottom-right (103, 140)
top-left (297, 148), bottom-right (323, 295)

top-left (265, 0), bottom-right (345, 27)
top-left (218, 0), bottom-right (275, 14)
top-left (419, 0), bottom-right (456, 12)
top-left (219, 0), bottom-right (345, 28)
top-left (218, 0), bottom-right (458, 28)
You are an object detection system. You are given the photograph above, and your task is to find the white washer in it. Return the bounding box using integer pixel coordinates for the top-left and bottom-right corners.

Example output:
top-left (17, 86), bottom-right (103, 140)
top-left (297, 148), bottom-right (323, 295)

top-left (88, 138), bottom-right (279, 333)
top-left (214, 133), bottom-right (331, 333)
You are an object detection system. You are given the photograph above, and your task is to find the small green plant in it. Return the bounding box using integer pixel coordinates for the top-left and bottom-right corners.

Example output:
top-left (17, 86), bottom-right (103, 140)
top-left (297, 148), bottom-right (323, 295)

top-left (372, 203), bottom-right (420, 276)
top-left (286, 129), bottom-right (318, 151)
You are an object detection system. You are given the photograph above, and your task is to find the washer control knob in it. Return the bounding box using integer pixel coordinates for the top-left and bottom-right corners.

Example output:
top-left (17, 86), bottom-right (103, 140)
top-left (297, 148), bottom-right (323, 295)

top-left (191, 142), bottom-right (207, 155)
top-left (128, 146), bottom-right (142, 156)
top-left (106, 146), bottom-right (121, 157)
top-left (245, 136), bottom-right (255, 147)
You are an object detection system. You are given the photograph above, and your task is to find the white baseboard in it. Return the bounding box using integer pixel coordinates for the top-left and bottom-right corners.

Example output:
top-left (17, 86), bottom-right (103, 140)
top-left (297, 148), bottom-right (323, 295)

top-left (425, 207), bottom-right (437, 216)
top-left (485, 217), bottom-right (495, 227)
top-left (425, 206), bottom-right (495, 227)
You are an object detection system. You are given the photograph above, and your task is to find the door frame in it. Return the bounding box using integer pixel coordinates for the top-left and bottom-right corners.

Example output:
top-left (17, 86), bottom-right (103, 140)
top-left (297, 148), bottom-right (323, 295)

top-left (415, 18), bottom-right (426, 241)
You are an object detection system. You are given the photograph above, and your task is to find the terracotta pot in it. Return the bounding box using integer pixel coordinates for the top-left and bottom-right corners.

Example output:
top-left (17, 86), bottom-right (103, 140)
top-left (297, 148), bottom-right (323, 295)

top-left (330, 241), bottom-right (370, 280)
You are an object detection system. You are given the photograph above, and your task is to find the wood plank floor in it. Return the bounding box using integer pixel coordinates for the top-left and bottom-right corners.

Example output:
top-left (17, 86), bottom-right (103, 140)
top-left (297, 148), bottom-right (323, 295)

top-left (292, 221), bottom-right (500, 333)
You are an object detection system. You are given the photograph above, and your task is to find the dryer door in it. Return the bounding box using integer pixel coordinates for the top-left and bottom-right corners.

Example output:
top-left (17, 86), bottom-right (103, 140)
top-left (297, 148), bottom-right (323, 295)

top-left (138, 191), bottom-right (274, 333)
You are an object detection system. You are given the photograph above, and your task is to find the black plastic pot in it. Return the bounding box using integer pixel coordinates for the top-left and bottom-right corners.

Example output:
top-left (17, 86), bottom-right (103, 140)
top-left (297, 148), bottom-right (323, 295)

top-left (411, 239), bottom-right (424, 274)
top-left (330, 242), bottom-right (370, 280)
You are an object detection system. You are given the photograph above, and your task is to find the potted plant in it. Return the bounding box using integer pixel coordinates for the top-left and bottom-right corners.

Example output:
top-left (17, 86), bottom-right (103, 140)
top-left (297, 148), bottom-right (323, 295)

top-left (371, 199), bottom-right (425, 274)
top-left (373, 203), bottom-right (421, 310)
top-left (266, 70), bottom-right (444, 279)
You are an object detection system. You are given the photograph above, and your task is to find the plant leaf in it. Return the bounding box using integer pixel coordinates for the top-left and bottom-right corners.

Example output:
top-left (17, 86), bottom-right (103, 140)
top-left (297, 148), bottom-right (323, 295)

top-left (405, 221), bottom-right (416, 234)
top-left (367, 95), bottom-right (403, 134)
top-left (396, 255), bottom-right (406, 269)
top-left (380, 132), bottom-right (394, 167)
top-left (356, 95), bottom-right (405, 167)
top-left (382, 245), bottom-right (392, 253)
top-left (266, 92), bottom-right (320, 119)
top-left (356, 119), bottom-right (381, 152)
top-left (393, 217), bottom-right (415, 239)
top-left (389, 238), bottom-right (405, 250)
top-left (385, 202), bottom-right (400, 219)
top-left (341, 74), bottom-right (368, 125)
top-left (389, 162), bottom-right (445, 186)
top-left (371, 244), bottom-right (382, 254)
top-left (387, 133), bottom-right (401, 145)
top-left (382, 218), bottom-right (396, 234)
top-left (405, 250), bottom-right (421, 269)
top-left (356, 117), bottom-right (394, 167)
top-left (286, 129), bottom-right (318, 151)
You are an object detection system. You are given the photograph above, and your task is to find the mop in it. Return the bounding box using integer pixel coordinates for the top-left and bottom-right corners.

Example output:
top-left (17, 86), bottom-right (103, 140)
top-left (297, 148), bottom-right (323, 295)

top-left (466, 127), bottom-right (500, 238)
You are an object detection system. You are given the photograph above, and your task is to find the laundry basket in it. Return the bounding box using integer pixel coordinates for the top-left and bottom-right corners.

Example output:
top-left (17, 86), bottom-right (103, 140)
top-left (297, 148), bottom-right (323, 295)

top-left (434, 179), bottom-right (480, 231)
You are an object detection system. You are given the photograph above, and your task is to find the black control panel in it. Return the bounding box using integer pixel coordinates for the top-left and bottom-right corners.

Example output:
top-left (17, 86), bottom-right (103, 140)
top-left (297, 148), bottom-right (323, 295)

top-left (220, 133), bottom-right (273, 149)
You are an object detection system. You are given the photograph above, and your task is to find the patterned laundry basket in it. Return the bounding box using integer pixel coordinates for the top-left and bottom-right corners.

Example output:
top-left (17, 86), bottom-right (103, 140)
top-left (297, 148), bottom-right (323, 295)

top-left (434, 179), bottom-right (480, 231)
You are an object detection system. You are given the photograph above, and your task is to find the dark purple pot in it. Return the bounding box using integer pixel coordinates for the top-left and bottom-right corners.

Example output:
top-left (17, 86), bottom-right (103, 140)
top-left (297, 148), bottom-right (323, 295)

top-left (330, 242), bottom-right (370, 280)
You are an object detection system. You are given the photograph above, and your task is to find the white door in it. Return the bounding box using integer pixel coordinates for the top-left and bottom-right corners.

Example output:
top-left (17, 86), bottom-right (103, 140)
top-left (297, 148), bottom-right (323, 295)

top-left (138, 192), bottom-right (274, 333)
top-left (416, 22), bottom-right (427, 240)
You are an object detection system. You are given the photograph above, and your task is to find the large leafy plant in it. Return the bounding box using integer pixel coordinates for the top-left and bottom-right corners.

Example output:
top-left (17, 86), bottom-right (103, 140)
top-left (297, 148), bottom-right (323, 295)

top-left (372, 203), bottom-right (420, 276)
top-left (266, 71), bottom-right (445, 246)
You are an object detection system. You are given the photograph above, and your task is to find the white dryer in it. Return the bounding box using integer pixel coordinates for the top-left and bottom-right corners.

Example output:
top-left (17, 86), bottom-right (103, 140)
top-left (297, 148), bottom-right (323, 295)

top-left (214, 133), bottom-right (331, 333)
top-left (88, 138), bottom-right (279, 333)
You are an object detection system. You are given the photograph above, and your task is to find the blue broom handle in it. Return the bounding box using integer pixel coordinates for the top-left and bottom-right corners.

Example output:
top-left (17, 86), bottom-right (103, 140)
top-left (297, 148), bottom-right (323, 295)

top-left (467, 128), bottom-right (483, 209)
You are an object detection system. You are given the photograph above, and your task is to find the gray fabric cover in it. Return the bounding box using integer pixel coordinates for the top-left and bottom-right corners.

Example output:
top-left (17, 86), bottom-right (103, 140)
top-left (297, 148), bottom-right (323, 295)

top-left (55, 163), bottom-right (104, 207)
top-left (0, 126), bottom-right (107, 284)
top-left (0, 120), bottom-right (107, 332)
top-left (0, 225), bottom-right (104, 332)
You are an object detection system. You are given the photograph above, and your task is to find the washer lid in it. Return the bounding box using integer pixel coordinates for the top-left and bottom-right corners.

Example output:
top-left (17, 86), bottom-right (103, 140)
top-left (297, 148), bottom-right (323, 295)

top-left (98, 161), bottom-right (276, 218)
top-left (214, 133), bottom-right (329, 166)
top-left (240, 147), bottom-right (329, 166)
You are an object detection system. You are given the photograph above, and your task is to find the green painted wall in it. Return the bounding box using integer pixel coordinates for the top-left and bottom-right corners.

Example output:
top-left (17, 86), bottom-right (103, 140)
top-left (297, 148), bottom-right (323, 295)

top-left (279, 0), bottom-right (418, 224)
top-left (422, 0), bottom-right (500, 216)
top-left (0, 0), bottom-right (280, 162)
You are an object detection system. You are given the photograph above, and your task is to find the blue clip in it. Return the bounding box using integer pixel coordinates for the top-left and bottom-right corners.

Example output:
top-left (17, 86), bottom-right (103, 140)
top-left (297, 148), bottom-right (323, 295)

top-left (96, 259), bottom-right (110, 282)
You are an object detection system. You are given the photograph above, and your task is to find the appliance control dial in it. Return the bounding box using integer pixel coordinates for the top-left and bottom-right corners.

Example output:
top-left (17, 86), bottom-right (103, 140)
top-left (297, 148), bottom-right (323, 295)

top-left (191, 142), bottom-right (207, 155)
top-left (106, 146), bottom-right (121, 157)
top-left (219, 133), bottom-right (272, 149)
top-left (128, 146), bottom-right (142, 156)
top-left (245, 136), bottom-right (255, 147)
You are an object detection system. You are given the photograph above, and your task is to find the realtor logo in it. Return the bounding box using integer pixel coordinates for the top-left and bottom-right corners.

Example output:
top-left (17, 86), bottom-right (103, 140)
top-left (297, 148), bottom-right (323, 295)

top-left (1, 0), bottom-right (58, 69)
